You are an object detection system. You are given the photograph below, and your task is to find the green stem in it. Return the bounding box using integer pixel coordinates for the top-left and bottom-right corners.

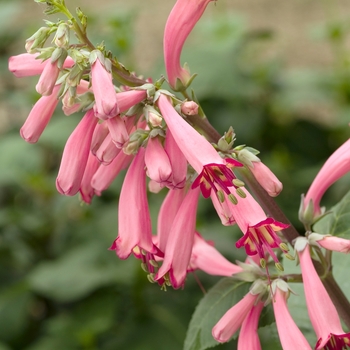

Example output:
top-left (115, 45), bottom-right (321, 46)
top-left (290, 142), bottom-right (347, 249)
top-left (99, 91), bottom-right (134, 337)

top-left (55, 1), bottom-right (146, 87)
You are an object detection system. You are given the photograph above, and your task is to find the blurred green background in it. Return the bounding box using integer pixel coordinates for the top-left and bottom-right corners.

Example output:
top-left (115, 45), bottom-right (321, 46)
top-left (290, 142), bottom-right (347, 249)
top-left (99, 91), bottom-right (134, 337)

top-left (1, 0), bottom-right (350, 349)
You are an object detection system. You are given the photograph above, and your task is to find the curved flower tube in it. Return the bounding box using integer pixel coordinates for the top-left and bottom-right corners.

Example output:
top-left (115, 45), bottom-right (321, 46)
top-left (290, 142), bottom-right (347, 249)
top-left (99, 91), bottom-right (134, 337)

top-left (296, 238), bottom-right (350, 350)
top-left (158, 94), bottom-right (243, 198)
top-left (303, 138), bottom-right (350, 219)
top-left (164, 0), bottom-right (215, 90)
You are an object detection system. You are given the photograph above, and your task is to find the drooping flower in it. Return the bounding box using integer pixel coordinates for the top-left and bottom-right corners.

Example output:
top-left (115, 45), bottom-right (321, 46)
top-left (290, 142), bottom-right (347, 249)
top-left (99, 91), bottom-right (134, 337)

top-left (36, 58), bottom-right (61, 96)
top-left (219, 188), bottom-right (289, 266)
top-left (157, 94), bottom-right (243, 198)
top-left (249, 161), bottom-right (282, 197)
top-left (8, 53), bottom-right (74, 77)
top-left (303, 138), bottom-right (350, 219)
top-left (56, 109), bottom-right (98, 195)
top-left (164, 0), bottom-right (215, 90)
top-left (295, 237), bottom-right (350, 350)
top-left (155, 187), bottom-right (200, 289)
top-left (145, 136), bottom-right (172, 186)
top-left (237, 149), bottom-right (283, 197)
top-left (90, 52), bottom-right (119, 119)
top-left (308, 233), bottom-right (350, 254)
top-left (271, 279), bottom-right (312, 350)
top-left (157, 187), bottom-right (187, 253)
top-left (164, 129), bottom-right (187, 189)
top-left (212, 280), bottom-right (267, 343)
top-left (91, 150), bottom-right (133, 195)
top-left (106, 116), bottom-right (129, 148)
top-left (110, 148), bottom-right (159, 259)
top-left (237, 300), bottom-right (264, 350)
top-left (188, 232), bottom-right (243, 276)
top-left (79, 151), bottom-right (100, 204)
top-left (94, 133), bottom-right (121, 165)
top-left (20, 85), bottom-right (61, 143)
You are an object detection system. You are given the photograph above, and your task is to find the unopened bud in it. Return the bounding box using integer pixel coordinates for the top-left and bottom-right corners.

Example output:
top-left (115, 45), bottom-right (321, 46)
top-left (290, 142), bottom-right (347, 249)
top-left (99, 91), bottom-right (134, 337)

top-left (25, 27), bottom-right (51, 53)
top-left (149, 112), bottom-right (163, 127)
top-left (54, 23), bottom-right (70, 48)
top-left (181, 101), bottom-right (199, 115)
top-left (123, 129), bottom-right (148, 155)
top-left (217, 127), bottom-right (236, 151)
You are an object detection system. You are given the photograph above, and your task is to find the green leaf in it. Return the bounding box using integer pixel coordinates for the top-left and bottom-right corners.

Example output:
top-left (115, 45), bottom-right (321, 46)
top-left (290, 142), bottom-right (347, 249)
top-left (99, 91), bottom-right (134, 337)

top-left (0, 283), bottom-right (32, 342)
top-left (313, 190), bottom-right (350, 238)
top-left (332, 252), bottom-right (350, 302)
top-left (184, 278), bottom-right (250, 350)
top-left (28, 243), bottom-right (135, 302)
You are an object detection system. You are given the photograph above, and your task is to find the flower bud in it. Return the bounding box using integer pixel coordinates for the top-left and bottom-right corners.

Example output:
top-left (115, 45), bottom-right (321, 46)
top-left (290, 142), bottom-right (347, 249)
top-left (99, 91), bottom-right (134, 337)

top-left (25, 27), bottom-right (51, 53)
top-left (54, 22), bottom-right (70, 48)
top-left (181, 101), bottom-right (198, 115)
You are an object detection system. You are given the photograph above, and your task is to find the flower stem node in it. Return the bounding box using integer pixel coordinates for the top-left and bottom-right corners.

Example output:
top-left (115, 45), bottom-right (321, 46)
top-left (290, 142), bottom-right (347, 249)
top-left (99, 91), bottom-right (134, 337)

top-left (217, 127), bottom-right (236, 152)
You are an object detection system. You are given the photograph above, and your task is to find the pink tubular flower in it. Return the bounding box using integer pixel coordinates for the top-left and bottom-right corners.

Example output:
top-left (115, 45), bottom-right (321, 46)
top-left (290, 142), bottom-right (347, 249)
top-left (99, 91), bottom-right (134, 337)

top-left (9, 53), bottom-right (46, 77)
top-left (296, 238), bottom-right (350, 349)
top-left (271, 279), bottom-right (312, 350)
top-left (157, 187), bottom-right (187, 253)
top-left (110, 148), bottom-right (159, 259)
top-left (309, 233), bottom-right (350, 254)
top-left (303, 138), bottom-right (350, 218)
top-left (91, 122), bottom-right (109, 155)
top-left (145, 136), bottom-right (172, 185)
top-left (94, 134), bottom-right (121, 165)
top-left (56, 109), bottom-right (98, 195)
top-left (164, 0), bottom-right (215, 90)
top-left (91, 150), bottom-right (133, 194)
top-left (249, 161), bottom-right (283, 197)
top-left (219, 188), bottom-right (289, 265)
top-left (188, 232), bottom-right (243, 276)
top-left (106, 116), bottom-right (129, 148)
top-left (20, 85), bottom-right (60, 143)
top-left (8, 53), bottom-right (74, 77)
top-left (237, 301), bottom-right (264, 350)
top-left (91, 55), bottom-right (119, 119)
top-left (164, 129), bottom-right (187, 189)
top-left (79, 152), bottom-right (100, 204)
top-left (212, 280), bottom-right (266, 343)
top-left (155, 187), bottom-right (200, 289)
top-left (116, 90), bottom-right (147, 112)
top-left (36, 59), bottom-right (61, 96)
top-left (157, 94), bottom-right (243, 198)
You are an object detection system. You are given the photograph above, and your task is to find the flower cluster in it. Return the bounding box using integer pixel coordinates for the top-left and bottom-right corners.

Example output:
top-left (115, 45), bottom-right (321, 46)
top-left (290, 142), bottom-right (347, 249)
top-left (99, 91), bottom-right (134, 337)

top-left (8, 0), bottom-right (350, 349)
